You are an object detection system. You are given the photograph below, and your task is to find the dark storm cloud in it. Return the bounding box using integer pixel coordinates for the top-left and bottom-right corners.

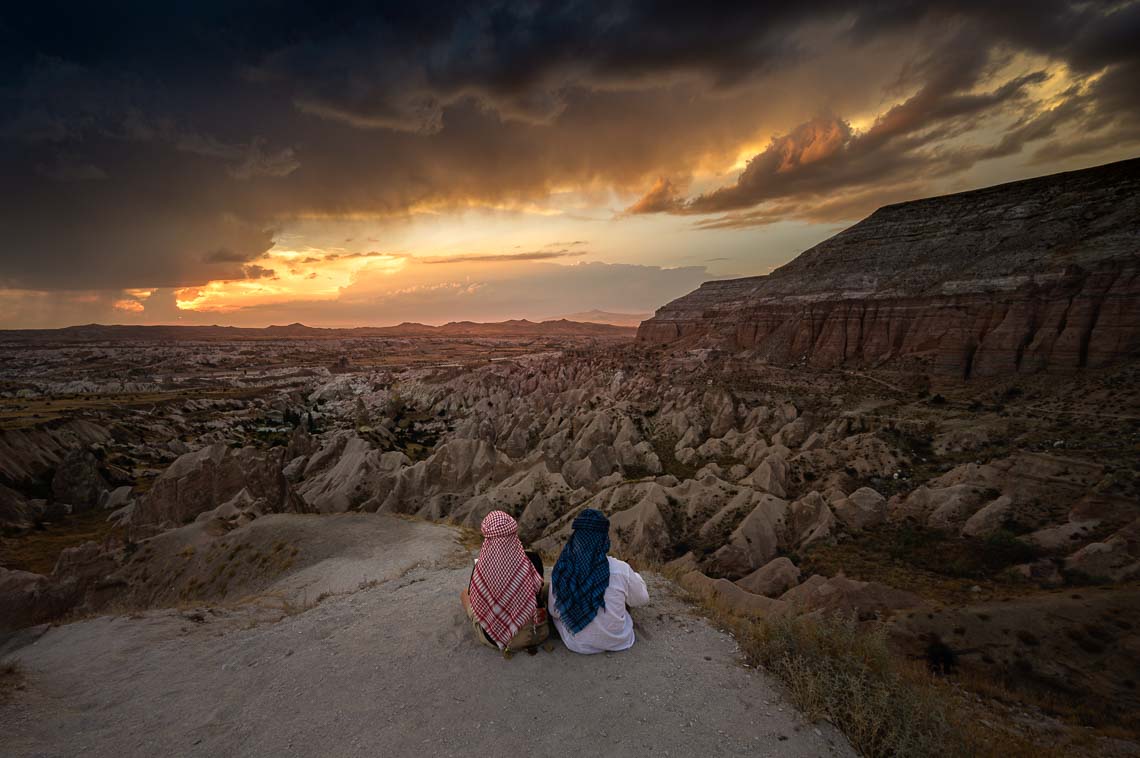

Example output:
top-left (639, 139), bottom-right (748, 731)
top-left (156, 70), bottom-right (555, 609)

top-left (204, 248), bottom-right (256, 263)
top-left (624, 178), bottom-right (684, 215)
top-left (1, 1), bottom-right (1138, 289)
top-left (241, 264), bottom-right (278, 280)
top-left (674, 63), bottom-right (1050, 215)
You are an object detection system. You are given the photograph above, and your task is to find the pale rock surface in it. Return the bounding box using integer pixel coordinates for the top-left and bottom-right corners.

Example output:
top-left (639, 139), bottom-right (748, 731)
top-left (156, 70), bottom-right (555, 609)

top-left (680, 570), bottom-right (792, 618)
top-left (0, 516), bottom-right (853, 758)
top-left (378, 438), bottom-right (513, 517)
top-left (0, 483), bottom-right (38, 530)
top-left (779, 574), bottom-right (921, 619)
top-left (735, 557), bottom-right (802, 597)
top-left (709, 494), bottom-right (790, 575)
top-left (98, 485), bottom-right (133, 512)
top-left (1025, 520), bottom-right (1101, 551)
top-left (296, 434), bottom-right (408, 513)
top-left (832, 486), bottom-right (887, 531)
top-left (961, 495), bottom-right (1014, 538)
top-left (50, 448), bottom-right (108, 511)
top-left (743, 455), bottom-right (788, 497)
top-left (784, 491), bottom-right (835, 548)
top-left (1064, 519), bottom-right (1140, 581)
top-left (132, 444), bottom-right (305, 526)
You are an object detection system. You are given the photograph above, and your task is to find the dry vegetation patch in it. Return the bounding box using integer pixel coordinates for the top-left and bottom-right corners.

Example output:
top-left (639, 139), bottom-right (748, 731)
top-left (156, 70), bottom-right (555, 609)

top-left (670, 578), bottom-right (1125, 758)
top-left (0, 660), bottom-right (26, 702)
top-left (0, 509), bottom-right (124, 574)
top-left (797, 526), bottom-right (1045, 605)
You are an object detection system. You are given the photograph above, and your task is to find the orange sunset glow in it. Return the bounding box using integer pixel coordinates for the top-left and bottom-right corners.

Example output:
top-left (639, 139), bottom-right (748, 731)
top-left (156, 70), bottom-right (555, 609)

top-left (2, 3), bottom-right (1138, 328)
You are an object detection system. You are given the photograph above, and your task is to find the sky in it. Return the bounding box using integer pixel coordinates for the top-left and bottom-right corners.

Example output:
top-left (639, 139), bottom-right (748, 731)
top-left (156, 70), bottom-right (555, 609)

top-left (1, 1), bottom-right (1138, 328)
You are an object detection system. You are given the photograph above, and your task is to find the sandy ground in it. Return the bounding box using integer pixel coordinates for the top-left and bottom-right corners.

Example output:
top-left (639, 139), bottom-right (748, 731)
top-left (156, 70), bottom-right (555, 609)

top-left (0, 514), bottom-right (852, 757)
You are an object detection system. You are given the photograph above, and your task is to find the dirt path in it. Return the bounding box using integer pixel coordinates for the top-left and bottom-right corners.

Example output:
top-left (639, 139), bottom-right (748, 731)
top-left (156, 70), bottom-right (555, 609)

top-left (0, 515), bottom-right (852, 757)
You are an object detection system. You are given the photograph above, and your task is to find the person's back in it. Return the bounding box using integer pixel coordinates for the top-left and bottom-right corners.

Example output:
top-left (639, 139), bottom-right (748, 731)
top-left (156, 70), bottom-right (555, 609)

top-left (548, 508), bottom-right (650, 654)
top-left (550, 554), bottom-right (649, 654)
top-left (461, 510), bottom-right (548, 652)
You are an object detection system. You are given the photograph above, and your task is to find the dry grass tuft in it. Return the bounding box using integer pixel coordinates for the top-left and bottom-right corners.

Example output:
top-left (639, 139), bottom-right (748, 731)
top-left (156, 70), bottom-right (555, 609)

top-left (449, 521), bottom-right (483, 552)
top-left (0, 660), bottom-right (26, 701)
top-left (689, 594), bottom-right (1063, 758)
top-left (0, 508), bottom-right (125, 575)
top-left (741, 614), bottom-right (967, 756)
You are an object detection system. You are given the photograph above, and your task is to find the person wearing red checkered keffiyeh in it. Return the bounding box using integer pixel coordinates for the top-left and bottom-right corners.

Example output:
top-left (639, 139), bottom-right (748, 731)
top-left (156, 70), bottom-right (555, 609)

top-left (466, 510), bottom-right (543, 648)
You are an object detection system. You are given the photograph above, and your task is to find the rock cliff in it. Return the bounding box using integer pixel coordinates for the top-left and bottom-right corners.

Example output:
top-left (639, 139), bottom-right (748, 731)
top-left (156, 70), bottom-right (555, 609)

top-left (639, 158), bottom-right (1140, 377)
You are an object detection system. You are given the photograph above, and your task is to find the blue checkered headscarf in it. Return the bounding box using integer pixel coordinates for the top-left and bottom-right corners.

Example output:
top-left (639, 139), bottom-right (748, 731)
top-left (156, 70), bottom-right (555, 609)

top-left (552, 509), bottom-right (611, 634)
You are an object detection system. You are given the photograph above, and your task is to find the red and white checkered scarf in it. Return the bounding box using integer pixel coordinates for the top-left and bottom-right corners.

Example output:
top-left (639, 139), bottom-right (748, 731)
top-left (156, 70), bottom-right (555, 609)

top-left (469, 511), bottom-right (541, 647)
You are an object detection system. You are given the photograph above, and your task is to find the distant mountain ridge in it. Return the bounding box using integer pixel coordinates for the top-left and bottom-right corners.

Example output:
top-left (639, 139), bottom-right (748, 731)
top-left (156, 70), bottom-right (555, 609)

top-left (0, 319), bottom-right (636, 342)
top-left (550, 309), bottom-right (652, 327)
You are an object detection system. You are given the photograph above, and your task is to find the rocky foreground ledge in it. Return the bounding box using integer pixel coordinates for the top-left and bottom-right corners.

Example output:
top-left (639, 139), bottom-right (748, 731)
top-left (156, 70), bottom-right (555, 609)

top-left (640, 157), bottom-right (1140, 377)
top-left (0, 514), bottom-right (851, 758)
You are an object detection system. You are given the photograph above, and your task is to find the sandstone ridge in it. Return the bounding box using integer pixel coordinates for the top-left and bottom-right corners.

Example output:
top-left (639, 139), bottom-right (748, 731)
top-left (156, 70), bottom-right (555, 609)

top-left (639, 157), bottom-right (1140, 377)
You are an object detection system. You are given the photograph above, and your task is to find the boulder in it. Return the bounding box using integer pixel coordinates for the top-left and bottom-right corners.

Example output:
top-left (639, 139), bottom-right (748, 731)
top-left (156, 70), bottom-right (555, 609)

top-left (679, 571), bottom-right (791, 618)
top-left (1007, 559), bottom-right (1063, 586)
top-left (98, 486), bottom-right (134, 512)
top-left (735, 557), bottom-right (801, 597)
top-left (784, 492), bottom-right (834, 548)
top-left (0, 568), bottom-right (75, 632)
top-left (456, 463), bottom-right (574, 532)
top-left (961, 495), bottom-right (1013, 538)
top-left (772, 417), bottom-right (809, 449)
top-left (132, 444), bottom-right (305, 526)
top-left (0, 483), bottom-right (41, 530)
top-left (297, 435), bottom-right (408, 513)
top-left (832, 486), bottom-right (887, 531)
top-left (194, 487), bottom-right (265, 527)
top-left (378, 438), bottom-right (513, 516)
top-left (1024, 519), bottom-right (1100, 551)
top-left (709, 494), bottom-right (789, 575)
top-left (890, 483), bottom-right (989, 530)
top-left (743, 455), bottom-right (788, 497)
top-left (779, 574), bottom-right (921, 619)
top-left (665, 551), bottom-right (700, 575)
top-left (609, 498), bottom-right (671, 560)
top-left (50, 448), bottom-right (108, 511)
top-left (1064, 518), bottom-right (1140, 582)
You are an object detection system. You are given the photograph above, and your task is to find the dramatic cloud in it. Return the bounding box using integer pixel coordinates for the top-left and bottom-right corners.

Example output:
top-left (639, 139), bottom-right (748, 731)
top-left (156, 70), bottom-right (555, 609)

top-left (0, 261), bottom-right (713, 329)
top-left (628, 21), bottom-right (1122, 225)
top-left (1, 1), bottom-right (1137, 325)
top-left (241, 265), bottom-right (278, 280)
top-left (624, 178), bottom-right (685, 215)
top-left (421, 250), bottom-right (586, 264)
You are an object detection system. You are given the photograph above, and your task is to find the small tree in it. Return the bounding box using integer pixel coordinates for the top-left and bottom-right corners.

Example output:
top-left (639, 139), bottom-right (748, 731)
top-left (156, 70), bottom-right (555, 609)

top-left (354, 397), bottom-right (370, 428)
top-left (385, 392), bottom-right (406, 420)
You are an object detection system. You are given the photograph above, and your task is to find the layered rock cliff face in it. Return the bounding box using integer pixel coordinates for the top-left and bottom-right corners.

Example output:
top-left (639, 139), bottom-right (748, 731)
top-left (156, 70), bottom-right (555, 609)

top-left (639, 158), bottom-right (1140, 377)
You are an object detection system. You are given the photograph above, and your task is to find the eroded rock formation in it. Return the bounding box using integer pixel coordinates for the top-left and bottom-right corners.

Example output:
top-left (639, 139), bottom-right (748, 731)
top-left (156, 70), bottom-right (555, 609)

top-left (640, 158), bottom-right (1140, 377)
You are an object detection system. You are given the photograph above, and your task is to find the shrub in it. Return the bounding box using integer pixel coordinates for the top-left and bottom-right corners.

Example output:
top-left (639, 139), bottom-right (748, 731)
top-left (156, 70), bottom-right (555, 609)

top-left (685, 601), bottom-right (1051, 757)
top-left (737, 613), bottom-right (967, 756)
top-left (0, 660), bottom-right (25, 701)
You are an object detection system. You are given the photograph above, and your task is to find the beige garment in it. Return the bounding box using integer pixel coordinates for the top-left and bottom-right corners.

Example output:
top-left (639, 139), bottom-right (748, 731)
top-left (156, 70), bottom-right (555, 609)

top-left (461, 584), bottom-right (550, 652)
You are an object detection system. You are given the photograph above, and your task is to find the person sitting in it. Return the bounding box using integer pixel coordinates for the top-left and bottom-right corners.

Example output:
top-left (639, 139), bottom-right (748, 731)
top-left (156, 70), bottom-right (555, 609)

top-left (548, 508), bottom-right (649, 654)
top-left (461, 510), bottom-right (549, 652)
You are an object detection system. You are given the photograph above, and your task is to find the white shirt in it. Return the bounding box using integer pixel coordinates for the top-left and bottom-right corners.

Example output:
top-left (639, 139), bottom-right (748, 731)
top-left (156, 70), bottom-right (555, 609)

top-left (549, 556), bottom-right (650, 654)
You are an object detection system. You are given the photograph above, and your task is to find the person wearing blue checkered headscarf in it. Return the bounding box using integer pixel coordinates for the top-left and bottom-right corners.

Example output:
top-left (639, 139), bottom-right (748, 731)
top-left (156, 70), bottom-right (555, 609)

top-left (549, 508), bottom-right (650, 653)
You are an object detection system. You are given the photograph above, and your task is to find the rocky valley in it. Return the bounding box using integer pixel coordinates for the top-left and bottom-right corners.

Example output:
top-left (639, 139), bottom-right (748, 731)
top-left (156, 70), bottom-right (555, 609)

top-left (2, 161), bottom-right (1139, 756)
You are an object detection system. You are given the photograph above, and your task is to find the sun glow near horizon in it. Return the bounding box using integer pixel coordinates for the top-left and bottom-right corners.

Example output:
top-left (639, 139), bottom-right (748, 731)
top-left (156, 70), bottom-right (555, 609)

top-left (170, 248), bottom-right (409, 313)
